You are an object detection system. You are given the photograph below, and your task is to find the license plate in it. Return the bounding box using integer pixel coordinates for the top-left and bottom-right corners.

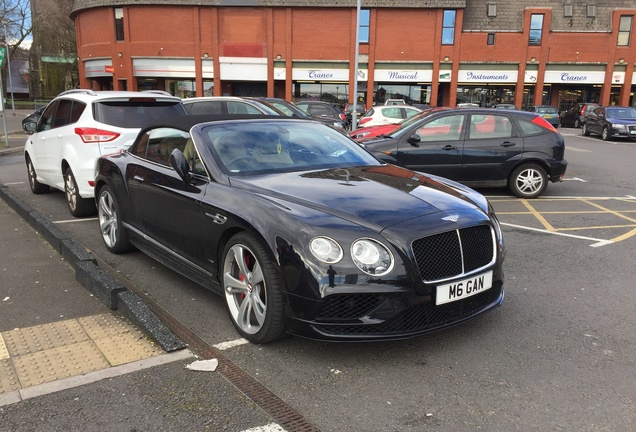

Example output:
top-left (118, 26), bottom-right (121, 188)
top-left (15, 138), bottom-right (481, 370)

top-left (436, 271), bottom-right (493, 305)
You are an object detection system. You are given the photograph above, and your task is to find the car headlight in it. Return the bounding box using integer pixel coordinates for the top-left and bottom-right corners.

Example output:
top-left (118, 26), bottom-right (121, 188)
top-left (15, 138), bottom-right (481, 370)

top-left (613, 124), bottom-right (626, 131)
top-left (351, 238), bottom-right (394, 276)
top-left (310, 236), bottom-right (343, 263)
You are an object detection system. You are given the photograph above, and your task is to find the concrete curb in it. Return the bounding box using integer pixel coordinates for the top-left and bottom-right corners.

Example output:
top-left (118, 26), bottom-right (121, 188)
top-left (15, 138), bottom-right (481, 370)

top-left (0, 184), bottom-right (186, 353)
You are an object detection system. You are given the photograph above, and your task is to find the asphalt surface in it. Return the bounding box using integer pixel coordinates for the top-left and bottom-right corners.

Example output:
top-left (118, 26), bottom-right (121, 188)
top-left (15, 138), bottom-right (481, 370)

top-left (0, 110), bottom-right (288, 432)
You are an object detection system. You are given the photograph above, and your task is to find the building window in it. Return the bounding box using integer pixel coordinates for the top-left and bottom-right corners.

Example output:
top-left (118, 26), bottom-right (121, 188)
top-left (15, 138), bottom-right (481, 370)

top-left (114, 8), bottom-right (125, 41)
top-left (564, 4), bottom-right (573, 18)
top-left (487, 33), bottom-right (495, 45)
top-left (529, 14), bottom-right (544, 45)
top-left (442, 10), bottom-right (456, 45)
top-left (487, 4), bottom-right (497, 18)
top-left (359, 9), bottom-right (370, 43)
top-left (587, 4), bottom-right (596, 19)
top-left (618, 15), bottom-right (633, 46)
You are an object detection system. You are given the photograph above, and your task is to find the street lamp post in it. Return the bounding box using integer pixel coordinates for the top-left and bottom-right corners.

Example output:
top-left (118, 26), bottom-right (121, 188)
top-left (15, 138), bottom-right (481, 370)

top-left (351, 0), bottom-right (361, 132)
top-left (3, 23), bottom-right (14, 115)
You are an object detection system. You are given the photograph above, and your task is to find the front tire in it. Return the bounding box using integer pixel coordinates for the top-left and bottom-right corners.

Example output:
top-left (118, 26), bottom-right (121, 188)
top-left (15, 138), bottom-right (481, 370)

top-left (26, 156), bottom-right (50, 194)
top-left (574, 118), bottom-right (581, 128)
top-left (509, 164), bottom-right (548, 199)
top-left (98, 185), bottom-right (134, 253)
top-left (64, 167), bottom-right (96, 217)
top-left (582, 123), bottom-right (591, 136)
top-left (221, 232), bottom-right (286, 344)
top-left (601, 126), bottom-right (610, 141)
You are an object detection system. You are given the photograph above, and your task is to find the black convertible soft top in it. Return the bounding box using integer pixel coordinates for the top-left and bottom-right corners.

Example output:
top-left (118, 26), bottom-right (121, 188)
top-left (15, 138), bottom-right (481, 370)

top-left (138, 114), bottom-right (292, 136)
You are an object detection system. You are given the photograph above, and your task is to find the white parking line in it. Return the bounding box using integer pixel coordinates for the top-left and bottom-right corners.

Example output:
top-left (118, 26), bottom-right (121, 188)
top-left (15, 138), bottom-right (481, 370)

top-left (565, 146), bottom-right (591, 152)
top-left (241, 424), bottom-right (287, 432)
top-left (54, 217), bottom-right (99, 224)
top-left (501, 222), bottom-right (615, 248)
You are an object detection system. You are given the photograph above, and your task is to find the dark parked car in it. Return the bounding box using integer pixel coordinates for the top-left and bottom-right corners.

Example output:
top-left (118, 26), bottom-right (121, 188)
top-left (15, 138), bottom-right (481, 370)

top-left (182, 97), bottom-right (283, 116)
top-left (582, 106), bottom-right (636, 140)
top-left (560, 103), bottom-right (600, 128)
top-left (361, 108), bottom-right (568, 198)
top-left (247, 97), bottom-right (346, 131)
top-left (527, 105), bottom-right (560, 128)
top-left (295, 101), bottom-right (348, 128)
top-left (94, 115), bottom-right (505, 343)
top-left (343, 102), bottom-right (366, 124)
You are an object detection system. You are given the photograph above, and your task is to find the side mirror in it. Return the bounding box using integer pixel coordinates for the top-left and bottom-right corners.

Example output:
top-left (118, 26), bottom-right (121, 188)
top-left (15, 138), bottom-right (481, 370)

top-left (169, 148), bottom-right (192, 183)
top-left (407, 135), bottom-right (421, 147)
top-left (23, 121), bottom-right (37, 134)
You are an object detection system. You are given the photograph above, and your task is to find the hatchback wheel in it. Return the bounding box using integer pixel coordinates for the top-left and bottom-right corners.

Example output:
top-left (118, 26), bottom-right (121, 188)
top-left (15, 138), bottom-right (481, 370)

top-left (26, 156), bottom-right (50, 194)
top-left (64, 167), bottom-right (96, 217)
top-left (222, 233), bottom-right (286, 344)
top-left (509, 164), bottom-right (548, 199)
top-left (574, 119), bottom-right (581, 128)
top-left (98, 186), bottom-right (134, 253)
top-left (582, 123), bottom-right (591, 136)
top-left (601, 126), bottom-right (610, 141)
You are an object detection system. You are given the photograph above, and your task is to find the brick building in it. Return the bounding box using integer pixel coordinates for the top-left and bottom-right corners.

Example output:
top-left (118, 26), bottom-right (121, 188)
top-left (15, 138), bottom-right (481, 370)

top-left (70, 0), bottom-right (636, 111)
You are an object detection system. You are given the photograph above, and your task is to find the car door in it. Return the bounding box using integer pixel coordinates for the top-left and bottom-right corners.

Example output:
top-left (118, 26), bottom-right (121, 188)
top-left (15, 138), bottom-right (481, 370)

top-left (460, 113), bottom-right (524, 183)
top-left (394, 112), bottom-right (465, 179)
top-left (31, 99), bottom-right (77, 186)
top-left (126, 128), bottom-right (211, 270)
top-left (586, 107), bottom-right (604, 134)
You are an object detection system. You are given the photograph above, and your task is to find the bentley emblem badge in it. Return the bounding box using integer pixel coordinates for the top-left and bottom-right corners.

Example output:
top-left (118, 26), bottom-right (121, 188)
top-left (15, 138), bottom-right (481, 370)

top-left (442, 214), bottom-right (459, 222)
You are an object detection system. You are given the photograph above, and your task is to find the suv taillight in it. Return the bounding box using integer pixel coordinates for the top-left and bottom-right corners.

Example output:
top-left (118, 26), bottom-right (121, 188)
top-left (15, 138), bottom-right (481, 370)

top-left (579, 106), bottom-right (585, 115)
top-left (75, 127), bottom-right (120, 143)
top-left (531, 116), bottom-right (558, 133)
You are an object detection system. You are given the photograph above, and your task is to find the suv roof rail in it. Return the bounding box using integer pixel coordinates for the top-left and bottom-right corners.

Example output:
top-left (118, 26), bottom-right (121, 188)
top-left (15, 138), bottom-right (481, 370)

top-left (58, 89), bottom-right (98, 97)
top-left (142, 90), bottom-right (173, 96)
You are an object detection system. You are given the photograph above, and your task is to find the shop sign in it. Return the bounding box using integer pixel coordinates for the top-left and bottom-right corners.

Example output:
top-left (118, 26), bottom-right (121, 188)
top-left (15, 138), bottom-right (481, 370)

top-left (544, 70), bottom-right (605, 84)
top-left (292, 69), bottom-right (350, 81)
top-left (219, 57), bottom-right (267, 81)
top-left (85, 59), bottom-right (114, 78)
top-left (612, 72), bottom-right (625, 84)
top-left (134, 58), bottom-right (196, 78)
top-left (458, 70), bottom-right (518, 83)
top-left (375, 69), bottom-right (433, 82)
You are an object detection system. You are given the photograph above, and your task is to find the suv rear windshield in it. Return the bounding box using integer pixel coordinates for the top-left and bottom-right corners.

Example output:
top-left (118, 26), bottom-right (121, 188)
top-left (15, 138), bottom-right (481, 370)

top-left (95, 101), bottom-right (185, 128)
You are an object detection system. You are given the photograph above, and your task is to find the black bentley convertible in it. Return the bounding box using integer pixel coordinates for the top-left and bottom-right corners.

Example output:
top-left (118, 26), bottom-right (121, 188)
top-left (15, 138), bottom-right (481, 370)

top-left (94, 115), bottom-right (505, 343)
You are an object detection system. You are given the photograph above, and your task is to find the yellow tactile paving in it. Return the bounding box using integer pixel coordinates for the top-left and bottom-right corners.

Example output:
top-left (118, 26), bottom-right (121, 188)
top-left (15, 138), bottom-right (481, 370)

top-left (12, 341), bottom-right (111, 388)
top-left (0, 334), bottom-right (9, 360)
top-left (0, 313), bottom-right (165, 394)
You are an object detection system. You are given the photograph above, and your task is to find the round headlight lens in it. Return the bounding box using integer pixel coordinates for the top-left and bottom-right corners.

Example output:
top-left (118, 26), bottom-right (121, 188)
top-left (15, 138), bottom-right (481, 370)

top-left (351, 238), bottom-right (394, 276)
top-left (310, 237), bottom-right (343, 263)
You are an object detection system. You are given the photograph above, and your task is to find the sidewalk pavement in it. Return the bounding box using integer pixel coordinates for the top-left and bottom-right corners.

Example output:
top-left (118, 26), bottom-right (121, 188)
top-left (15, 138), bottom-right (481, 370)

top-left (0, 108), bottom-right (31, 156)
top-left (0, 169), bottom-right (287, 432)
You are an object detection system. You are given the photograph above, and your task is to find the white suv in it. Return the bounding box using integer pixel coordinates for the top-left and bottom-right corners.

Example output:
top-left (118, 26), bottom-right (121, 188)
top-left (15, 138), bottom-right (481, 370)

top-left (24, 90), bottom-right (186, 216)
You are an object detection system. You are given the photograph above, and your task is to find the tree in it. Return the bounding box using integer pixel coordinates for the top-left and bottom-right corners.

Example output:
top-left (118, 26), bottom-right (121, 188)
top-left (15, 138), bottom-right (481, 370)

top-left (29, 0), bottom-right (78, 98)
top-left (0, 0), bottom-right (32, 57)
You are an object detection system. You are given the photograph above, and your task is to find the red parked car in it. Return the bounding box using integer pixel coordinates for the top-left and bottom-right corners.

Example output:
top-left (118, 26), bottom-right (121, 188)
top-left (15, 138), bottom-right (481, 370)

top-left (350, 107), bottom-right (451, 142)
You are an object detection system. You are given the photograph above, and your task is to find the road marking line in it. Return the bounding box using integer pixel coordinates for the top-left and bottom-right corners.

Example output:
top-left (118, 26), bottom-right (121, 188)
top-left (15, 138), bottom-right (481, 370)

top-left (501, 222), bottom-right (614, 247)
top-left (611, 227), bottom-right (636, 242)
top-left (565, 146), bottom-right (592, 152)
top-left (582, 200), bottom-right (636, 224)
top-left (562, 177), bottom-right (587, 182)
top-left (556, 224), bottom-right (636, 231)
top-left (519, 199), bottom-right (556, 231)
top-left (214, 338), bottom-right (249, 350)
top-left (241, 423), bottom-right (287, 432)
top-left (53, 217), bottom-right (99, 224)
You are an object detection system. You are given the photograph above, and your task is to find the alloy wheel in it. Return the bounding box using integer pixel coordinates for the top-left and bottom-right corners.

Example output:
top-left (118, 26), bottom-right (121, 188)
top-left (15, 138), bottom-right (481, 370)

top-left (98, 190), bottom-right (119, 249)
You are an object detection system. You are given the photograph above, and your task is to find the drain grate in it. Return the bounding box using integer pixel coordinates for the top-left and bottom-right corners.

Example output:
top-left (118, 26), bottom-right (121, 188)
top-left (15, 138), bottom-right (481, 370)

top-left (97, 257), bottom-right (322, 432)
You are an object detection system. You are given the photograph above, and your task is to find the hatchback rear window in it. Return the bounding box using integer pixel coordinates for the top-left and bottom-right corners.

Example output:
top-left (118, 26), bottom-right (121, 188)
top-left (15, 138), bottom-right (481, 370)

top-left (94, 101), bottom-right (186, 128)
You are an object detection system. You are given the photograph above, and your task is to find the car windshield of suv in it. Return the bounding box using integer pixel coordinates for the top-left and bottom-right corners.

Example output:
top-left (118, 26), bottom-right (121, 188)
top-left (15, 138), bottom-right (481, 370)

top-left (606, 108), bottom-right (636, 119)
top-left (200, 121), bottom-right (381, 175)
top-left (96, 101), bottom-right (185, 128)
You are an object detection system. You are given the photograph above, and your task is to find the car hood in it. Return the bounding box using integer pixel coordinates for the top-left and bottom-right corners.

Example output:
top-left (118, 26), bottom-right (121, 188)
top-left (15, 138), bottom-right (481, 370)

top-left (231, 165), bottom-right (488, 231)
top-left (608, 117), bottom-right (636, 125)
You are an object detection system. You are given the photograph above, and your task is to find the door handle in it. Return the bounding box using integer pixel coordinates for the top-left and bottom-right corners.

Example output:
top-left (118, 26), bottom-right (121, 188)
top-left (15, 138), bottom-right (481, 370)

top-left (501, 142), bottom-right (516, 147)
top-left (133, 175), bottom-right (144, 182)
top-left (443, 145), bottom-right (457, 150)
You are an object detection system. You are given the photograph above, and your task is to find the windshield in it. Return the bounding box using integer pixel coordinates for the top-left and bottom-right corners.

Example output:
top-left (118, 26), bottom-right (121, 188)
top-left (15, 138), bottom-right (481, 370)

top-left (95, 100), bottom-right (186, 128)
top-left (199, 120), bottom-right (381, 176)
top-left (606, 108), bottom-right (636, 119)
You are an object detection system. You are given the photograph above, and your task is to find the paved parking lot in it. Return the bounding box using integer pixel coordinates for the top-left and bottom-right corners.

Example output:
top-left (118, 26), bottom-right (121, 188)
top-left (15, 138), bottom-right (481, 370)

top-left (490, 195), bottom-right (636, 247)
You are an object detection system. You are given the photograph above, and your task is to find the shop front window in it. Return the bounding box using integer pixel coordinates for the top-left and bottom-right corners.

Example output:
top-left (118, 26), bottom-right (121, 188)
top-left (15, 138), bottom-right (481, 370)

top-left (373, 84), bottom-right (430, 105)
top-left (293, 82), bottom-right (348, 107)
top-left (456, 85), bottom-right (516, 107)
